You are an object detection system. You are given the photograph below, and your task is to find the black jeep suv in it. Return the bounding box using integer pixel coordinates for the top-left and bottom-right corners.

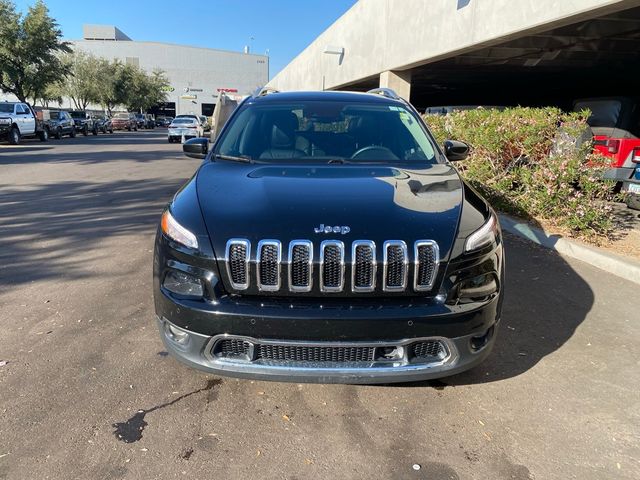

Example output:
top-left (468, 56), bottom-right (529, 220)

top-left (69, 110), bottom-right (97, 136)
top-left (153, 88), bottom-right (504, 384)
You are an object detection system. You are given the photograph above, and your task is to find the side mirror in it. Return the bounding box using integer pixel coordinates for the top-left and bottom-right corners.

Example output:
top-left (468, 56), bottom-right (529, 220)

top-left (183, 137), bottom-right (209, 159)
top-left (443, 140), bottom-right (469, 161)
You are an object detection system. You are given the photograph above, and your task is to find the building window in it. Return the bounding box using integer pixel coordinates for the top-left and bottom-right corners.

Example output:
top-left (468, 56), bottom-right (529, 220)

top-left (201, 103), bottom-right (216, 116)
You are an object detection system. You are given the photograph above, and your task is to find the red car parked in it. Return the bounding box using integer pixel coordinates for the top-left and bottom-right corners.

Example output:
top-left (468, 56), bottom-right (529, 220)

top-left (574, 97), bottom-right (640, 182)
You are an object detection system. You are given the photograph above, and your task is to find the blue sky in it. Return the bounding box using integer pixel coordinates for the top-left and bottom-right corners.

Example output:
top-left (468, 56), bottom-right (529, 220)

top-left (13, 0), bottom-right (357, 78)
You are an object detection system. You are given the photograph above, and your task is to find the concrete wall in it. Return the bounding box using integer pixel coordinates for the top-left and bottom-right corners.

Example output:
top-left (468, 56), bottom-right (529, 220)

top-left (268, 0), bottom-right (637, 92)
top-left (0, 40), bottom-right (269, 114)
top-left (73, 40), bottom-right (268, 114)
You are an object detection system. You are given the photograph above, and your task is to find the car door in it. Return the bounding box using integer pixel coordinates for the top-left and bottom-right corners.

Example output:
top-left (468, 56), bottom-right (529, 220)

top-left (20, 104), bottom-right (36, 134)
top-left (62, 112), bottom-right (72, 133)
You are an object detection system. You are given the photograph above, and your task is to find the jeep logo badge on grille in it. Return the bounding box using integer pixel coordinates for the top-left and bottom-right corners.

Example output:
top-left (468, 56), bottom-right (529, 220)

top-left (314, 224), bottom-right (351, 235)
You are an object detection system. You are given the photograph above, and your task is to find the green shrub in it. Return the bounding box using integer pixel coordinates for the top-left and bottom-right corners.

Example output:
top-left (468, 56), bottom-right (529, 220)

top-left (424, 107), bottom-right (618, 242)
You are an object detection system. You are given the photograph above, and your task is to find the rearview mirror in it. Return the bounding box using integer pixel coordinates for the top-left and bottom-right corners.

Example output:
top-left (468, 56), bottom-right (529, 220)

top-left (183, 137), bottom-right (209, 159)
top-left (443, 140), bottom-right (469, 161)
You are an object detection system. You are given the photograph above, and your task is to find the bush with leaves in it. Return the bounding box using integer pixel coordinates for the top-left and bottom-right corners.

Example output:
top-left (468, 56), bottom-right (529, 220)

top-left (424, 107), bottom-right (617, 242)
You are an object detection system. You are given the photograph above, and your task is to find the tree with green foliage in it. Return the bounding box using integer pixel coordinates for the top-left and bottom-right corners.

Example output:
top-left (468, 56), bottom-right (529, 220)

top-left (95, 60), bottom-right (169, 113)
top-left (125, 67), bottom-right (169, 112)
top-left (0, 0), bottom-right (71, 102)
top-left (60, 50), bottom-right (103, 110)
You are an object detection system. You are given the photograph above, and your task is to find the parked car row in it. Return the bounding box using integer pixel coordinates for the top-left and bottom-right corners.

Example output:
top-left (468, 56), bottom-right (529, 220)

top-left (0, 102), bottom-right (175, 145)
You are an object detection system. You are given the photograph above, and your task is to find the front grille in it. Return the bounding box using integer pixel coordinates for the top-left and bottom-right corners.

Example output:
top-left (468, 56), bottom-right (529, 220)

top-left (414, 241), bottom-right (439, 291)
top-left (257, 240), bottom-right (281, 291)
top-left (226, 239), bottom-right (250, 289)
top-left (384, 241), bottom-right (408, 291)
top-left (224, 239), bottom-right (439, 294)
top-left (411, 340), bottom-right (446, 359)
top-left (256, 344), bottom-right (375, 363)
top-left (320, 240), bottom-right (344, 292)
top-left (352, 241), bottom-right (376, 291)
top-left (289, 241), bottom-right (312, 292)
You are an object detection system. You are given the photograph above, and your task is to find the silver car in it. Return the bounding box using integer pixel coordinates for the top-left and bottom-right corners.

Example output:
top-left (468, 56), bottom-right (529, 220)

top-left (167, 117), bottom-right (203, 143)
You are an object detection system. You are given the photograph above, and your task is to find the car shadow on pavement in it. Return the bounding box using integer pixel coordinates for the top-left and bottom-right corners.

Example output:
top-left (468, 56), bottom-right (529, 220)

top-left (0, 179), bottom-right (183, 289)
top-left (0, 133), bottom-right (178, 165)
top-left (405, 232), bottom-right (595, 387)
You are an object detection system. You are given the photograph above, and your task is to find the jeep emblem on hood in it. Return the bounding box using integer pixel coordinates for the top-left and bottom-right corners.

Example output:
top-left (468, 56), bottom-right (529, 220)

top-left (314, 224), bottom-right (351, 235)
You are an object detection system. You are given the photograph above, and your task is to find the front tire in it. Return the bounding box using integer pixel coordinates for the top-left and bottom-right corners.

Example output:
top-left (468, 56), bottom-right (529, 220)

top-left (70, 128), bottom-right (76, 138)
top-left (92, 127), bottom-right (98, 136)
top-left (38, 128), bottom-right (49, 142)
top-left (8, 126), bottom-right (20, 145)
top-left (55, 127), bottom-right (62, 139)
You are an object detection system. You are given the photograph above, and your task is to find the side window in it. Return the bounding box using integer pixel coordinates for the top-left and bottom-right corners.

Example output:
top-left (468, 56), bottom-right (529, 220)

top-left (16, 104), bottom-right (26, 114)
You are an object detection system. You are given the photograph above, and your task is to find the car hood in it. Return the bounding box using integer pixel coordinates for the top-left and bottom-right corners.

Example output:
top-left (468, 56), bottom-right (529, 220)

top-left (196, 161), bottom-right (464, 262)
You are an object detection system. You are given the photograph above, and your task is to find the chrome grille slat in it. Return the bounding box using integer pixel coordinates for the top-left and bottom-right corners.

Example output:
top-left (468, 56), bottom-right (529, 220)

top-left (257, 240), bottom-right (281, 291)
top-left (414, 240), bottom-right (440, 291)
top-left (352, 240), bottom-right (376, 292)
top-left (226, 239), bottom-right (250, 290)
top-left (320, 240), bottom-right (345, 292)
top-left (288, 240), bottom-right (313, 292)
top-left (224, 238), bottom-right (438, 293)
top-left (383, 240), bottom-right (408, 292)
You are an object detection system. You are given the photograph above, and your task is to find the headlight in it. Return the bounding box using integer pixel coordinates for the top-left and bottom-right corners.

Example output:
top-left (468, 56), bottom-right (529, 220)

top-left (464, 213), bottom-right (498, 252)
top-left (161, 210), bottom-right (198, 249)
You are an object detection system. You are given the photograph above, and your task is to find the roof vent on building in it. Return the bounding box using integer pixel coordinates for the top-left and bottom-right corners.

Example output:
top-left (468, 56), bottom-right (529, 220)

top-left (82, 24), bottom-right (131, 41)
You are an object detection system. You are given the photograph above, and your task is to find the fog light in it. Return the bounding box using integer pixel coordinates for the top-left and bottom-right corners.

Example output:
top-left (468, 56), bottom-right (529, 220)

top-left (470, 326), bottom-right (494, 352)
top-left (459, 273), bottom-right (497, 300)
top-left (163, 270), bottom-right (203, 297)
top-left (165, 322), bottom-right (190, 346)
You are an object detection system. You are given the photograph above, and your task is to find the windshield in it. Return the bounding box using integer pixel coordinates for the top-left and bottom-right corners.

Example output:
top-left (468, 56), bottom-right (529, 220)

top-left (574, 100), bottom-right (622, 128)
top-left (114, 113), bottom-right (129, 119)
top-left (171, 118), bottom-right (197, 125)
top-left (215, 101), bottom-right (438, 163)
top-left (0, 104), bottom-right (13, 113)
top-left (69, 112), bottom-right (85, 119)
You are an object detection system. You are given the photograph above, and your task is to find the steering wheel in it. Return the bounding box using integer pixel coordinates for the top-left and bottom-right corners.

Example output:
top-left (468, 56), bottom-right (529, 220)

top-left (350, 145), bottom-right (398, 161)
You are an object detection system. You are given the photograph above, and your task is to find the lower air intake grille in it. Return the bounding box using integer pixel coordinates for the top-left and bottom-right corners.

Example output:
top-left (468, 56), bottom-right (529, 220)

top-left (256, 344), bottom-right (375, 363)
top-left (216, 338), bottom-right (251, 357)
top-left (411, 341), bottom-right (446, 359)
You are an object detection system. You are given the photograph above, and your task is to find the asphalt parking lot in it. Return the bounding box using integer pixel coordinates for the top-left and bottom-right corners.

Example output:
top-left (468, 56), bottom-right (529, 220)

top-left (0, 131), bottom-right (638, 480)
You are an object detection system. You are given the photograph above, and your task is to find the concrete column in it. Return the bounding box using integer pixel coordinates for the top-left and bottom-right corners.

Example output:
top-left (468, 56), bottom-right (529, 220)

top-left (379, 70), bottom-right (412, 100)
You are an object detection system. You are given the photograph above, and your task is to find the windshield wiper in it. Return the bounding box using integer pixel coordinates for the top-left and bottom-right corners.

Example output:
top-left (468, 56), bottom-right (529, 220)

top-left (213, 153), bottom-right (253, 163)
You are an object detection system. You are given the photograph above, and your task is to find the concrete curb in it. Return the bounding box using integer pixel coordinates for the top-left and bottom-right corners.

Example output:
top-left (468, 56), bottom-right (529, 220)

top-left (499, 214), bottom-right (640, 285)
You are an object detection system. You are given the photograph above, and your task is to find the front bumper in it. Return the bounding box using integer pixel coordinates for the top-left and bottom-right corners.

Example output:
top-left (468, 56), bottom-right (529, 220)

top-left (157, 316), bottom-right (497, 384)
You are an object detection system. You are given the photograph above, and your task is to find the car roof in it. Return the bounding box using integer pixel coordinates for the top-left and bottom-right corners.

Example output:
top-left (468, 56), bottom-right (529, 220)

top-left (247, 90), bottom-right (404, 106)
